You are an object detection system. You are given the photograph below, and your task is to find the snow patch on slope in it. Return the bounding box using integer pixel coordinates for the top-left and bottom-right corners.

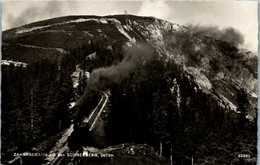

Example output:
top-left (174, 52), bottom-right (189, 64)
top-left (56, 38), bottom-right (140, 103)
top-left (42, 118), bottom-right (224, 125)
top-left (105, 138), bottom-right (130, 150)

top-left (67, 18), bottom-right (108, 24)
top-left (146, 22), bottom-right (164, 46)
top-left (114, 21), bottom-right (136, 44)
top-left (69, 65), bottom-right (89, 109)
top-left (83, 31), bottom-right (94, 37)
top-left (127, 18), bottom-right (185, 59)
top-left (71, 65), bottom-right (90, 89)
top-left (217, 93), bottom-right (237, 112)
top-left (170, 78), bottom-right (181, 108)
top-left (87, 52), bottom-right (96, 60)
top-left (16, 18), bottom-right (120, 34)
top-left (45, 124), bottom-right (74, 164)
top-left (1, 60), bottom-right (28, 67)
top-left (16, 25), bottom-right (52, 34)
top-left (69, 102), bottom-right (76, 109)
top-left (16, 18), bottom-right (107, 34)
top-left (186, 66), bottom-right (212, 90)
top-left (246, 114), bottom-right (254, 121)
top-left (123, 24), bottom-right (133, 31)
top-left (17, 43), bottom-right (69, 54)
top-left (117, 26), bottom-right (133, 41)
top-left (251, 92), bottom-right (257, 98)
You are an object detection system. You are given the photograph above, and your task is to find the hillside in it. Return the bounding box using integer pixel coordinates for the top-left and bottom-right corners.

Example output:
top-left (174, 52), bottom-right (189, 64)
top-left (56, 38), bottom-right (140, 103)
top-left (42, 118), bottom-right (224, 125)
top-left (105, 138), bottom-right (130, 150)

top-left (1, 15), bottom-right (257, 164)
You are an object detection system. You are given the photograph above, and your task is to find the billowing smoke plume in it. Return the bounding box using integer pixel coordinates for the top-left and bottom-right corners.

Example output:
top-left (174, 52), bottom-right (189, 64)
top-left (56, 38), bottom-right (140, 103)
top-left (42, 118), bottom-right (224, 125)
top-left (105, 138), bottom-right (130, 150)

top-left (87, 43), bottom-right (155, 91)
top-left (75, 42), bottom-right (155, 109)
top-left (187, 24), bottom-right (244, 47)
top-left (87, 43), bottom-right (154, 89)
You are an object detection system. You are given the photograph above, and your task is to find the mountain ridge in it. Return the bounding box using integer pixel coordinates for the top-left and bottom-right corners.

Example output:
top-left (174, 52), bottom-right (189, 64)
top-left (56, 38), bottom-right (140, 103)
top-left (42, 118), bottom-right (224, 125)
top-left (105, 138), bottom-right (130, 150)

top-left (2, 14), bottom-right (256, 118)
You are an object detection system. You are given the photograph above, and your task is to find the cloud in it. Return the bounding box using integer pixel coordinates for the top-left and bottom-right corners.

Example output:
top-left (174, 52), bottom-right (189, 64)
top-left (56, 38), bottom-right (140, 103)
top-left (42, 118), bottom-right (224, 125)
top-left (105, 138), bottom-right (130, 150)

top-left (137, 1), bottom-right (171, 20)
top-left (3, 1), bottom-right (64, 30)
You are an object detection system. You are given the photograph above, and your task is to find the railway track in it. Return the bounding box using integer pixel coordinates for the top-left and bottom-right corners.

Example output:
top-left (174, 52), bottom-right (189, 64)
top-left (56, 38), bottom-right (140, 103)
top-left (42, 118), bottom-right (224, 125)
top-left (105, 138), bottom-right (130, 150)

top-left (45, 91), bottom-right (109, 165)
top-left (83, 91), bottom-right (109, 131)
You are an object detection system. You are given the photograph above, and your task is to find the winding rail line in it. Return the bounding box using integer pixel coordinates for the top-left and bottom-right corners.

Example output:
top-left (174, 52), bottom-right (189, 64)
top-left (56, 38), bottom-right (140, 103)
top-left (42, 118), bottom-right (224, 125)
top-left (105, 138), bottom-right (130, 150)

top-left (83, 91), bottom-right (109, 131)
top-left (45, 91), bottom-right (109, 165)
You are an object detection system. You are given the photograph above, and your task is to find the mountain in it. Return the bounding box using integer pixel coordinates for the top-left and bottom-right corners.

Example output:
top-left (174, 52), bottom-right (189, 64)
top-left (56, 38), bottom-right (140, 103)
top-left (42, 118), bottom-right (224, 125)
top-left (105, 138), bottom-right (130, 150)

top-left (2, 15), bottom-right (257, 164)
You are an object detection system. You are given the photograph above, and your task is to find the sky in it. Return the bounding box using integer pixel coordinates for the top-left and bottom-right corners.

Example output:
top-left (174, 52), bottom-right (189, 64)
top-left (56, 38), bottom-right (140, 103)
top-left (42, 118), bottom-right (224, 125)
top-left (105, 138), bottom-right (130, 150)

top-left (2, 1), bottom-right (258, 53)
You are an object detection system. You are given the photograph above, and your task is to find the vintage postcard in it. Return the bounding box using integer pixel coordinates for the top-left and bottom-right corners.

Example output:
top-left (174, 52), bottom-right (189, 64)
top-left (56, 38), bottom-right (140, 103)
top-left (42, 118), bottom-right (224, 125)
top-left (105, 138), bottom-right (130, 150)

top-left (1, 1), bottom-right (258, 164)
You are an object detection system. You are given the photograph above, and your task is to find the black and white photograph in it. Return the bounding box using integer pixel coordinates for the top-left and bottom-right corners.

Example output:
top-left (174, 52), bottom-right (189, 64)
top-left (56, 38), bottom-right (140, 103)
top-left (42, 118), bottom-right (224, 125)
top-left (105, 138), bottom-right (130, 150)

top-left (1, 1), bottom-right (258, 164)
